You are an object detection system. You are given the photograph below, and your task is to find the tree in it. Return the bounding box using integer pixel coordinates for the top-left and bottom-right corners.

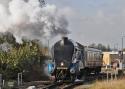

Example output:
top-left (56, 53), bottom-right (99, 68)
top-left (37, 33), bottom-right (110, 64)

top-left (88, 43), bottom-right (111, 51)
top-left (0, 34), bottom-right (49, 81)
top-left (88, 43), bottom-right (97, 48)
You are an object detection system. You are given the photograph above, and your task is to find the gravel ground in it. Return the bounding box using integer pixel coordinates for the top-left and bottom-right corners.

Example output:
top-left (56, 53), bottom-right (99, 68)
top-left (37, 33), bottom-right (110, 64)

top-left (74, 84), bottom-right (92, 89)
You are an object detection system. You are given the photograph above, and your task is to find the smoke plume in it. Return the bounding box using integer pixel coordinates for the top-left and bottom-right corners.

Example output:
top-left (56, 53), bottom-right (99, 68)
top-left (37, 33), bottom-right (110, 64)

top-left (0, 0), bottom-right (69, 43)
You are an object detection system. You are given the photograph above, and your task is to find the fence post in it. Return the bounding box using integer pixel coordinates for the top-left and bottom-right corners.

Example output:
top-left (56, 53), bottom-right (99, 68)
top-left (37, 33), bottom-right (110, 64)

top-left (114, 69), bottom-right (117, 80)
top-left (0, 74), bottom-right (2, 89)
top-left (106, 65), bottom-right (109, 82)
top-left (18, 73), bottom-right (22, 86)
top-left (107, 71), bottom-right (109, 82)
top-left (2, 80), bottom-right (4, 88)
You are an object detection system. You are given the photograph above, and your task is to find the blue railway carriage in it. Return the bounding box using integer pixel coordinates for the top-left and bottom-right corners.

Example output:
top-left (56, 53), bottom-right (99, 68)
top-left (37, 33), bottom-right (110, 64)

top-left (48, 37), bottom-right (103, 81)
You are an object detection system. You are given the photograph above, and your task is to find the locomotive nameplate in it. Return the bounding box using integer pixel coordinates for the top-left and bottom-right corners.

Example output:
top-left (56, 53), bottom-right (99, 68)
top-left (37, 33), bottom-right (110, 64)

top-left (57, 67), bottom-right (68, 69)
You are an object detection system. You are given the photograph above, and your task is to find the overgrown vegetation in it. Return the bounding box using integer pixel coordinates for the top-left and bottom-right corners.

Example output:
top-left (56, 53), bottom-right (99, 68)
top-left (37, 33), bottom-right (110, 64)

top-left (90, 79), bottom-right (125, 89)
top-left (0, 32), bottom-right (49, 81)
top-left (75, 79), bottom-right (125, 89)
top-left (88, 43), bottom-right (111, 51)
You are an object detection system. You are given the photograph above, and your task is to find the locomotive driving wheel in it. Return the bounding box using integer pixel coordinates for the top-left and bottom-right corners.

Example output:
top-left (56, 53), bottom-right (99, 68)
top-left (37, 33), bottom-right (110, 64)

top-left (70, 74), bottom-right (76, 82)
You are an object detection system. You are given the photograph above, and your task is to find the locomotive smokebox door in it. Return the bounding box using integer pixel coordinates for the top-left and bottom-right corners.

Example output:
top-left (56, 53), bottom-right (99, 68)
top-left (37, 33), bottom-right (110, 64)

top-left (54, 37), bottom-right (74, 67)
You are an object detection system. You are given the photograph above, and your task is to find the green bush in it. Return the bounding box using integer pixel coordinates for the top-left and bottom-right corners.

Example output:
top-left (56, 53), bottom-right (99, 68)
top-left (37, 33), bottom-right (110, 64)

top-left (0, 38), bottom-right (48, 81)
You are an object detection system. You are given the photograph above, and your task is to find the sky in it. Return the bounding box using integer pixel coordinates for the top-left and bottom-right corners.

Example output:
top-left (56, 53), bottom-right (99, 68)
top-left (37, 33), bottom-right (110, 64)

top-left (0, 0), bottom-right (125, 49)
top-left (47, 0), bottom-right (125, 49)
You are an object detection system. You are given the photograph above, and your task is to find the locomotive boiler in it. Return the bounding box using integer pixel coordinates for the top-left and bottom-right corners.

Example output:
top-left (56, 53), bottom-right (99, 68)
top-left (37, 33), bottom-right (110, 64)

top-left (48, 37), bottom-right (103, 81)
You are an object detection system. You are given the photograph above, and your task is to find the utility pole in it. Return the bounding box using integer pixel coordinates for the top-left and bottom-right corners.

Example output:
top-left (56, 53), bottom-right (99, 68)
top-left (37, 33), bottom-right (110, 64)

top-left (121, 36), bottom-right (125, 61)
top-left (122, 37), bottom-right (123, 52)
top-left (114, 43), bottom-right (118, 51)
top-left (48, 39), bottom-right (50, 56)
top-left (118, 35), bottom-right (125, 69)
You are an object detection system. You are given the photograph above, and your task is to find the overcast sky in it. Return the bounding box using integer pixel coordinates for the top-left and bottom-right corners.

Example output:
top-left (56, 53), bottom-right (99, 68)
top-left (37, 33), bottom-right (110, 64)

top-left (47, 0), bottom-right (125, 49)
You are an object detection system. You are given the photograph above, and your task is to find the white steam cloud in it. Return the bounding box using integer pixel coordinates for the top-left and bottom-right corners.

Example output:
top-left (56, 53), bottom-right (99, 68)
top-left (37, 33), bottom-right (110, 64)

top-left (0, 0), bottom-right (69, 43)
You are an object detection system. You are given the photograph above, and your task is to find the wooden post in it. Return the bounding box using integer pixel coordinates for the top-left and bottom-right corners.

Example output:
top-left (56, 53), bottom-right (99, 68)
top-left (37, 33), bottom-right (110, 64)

top-left (0, 74), bottom-right (2, 89)
top-left (106, 65), bottom-right (109, 82)
top-left (18, 73), bottom-right (23, 86)
top-left (114, 69), bottom-right (117, 80)
top-left (111, 73), bottom-right (113, 80)
top-left (2, 80), bottom-right (4, 88)
top-left (107, 71), bottom-right (109, 82)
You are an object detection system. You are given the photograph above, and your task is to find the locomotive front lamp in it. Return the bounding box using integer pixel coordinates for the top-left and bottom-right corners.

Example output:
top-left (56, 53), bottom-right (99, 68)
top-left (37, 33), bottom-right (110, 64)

top-left (48, 63), bottom-right (54, 74)
top-left (61, 62), bottom-right (64, 66)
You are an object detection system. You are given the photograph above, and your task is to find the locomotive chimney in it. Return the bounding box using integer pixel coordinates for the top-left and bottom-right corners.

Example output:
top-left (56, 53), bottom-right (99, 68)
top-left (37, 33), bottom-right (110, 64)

top-left (61, 36), bottom-right (68, 45)
top-left (62, 36), bottom-right (68, 41)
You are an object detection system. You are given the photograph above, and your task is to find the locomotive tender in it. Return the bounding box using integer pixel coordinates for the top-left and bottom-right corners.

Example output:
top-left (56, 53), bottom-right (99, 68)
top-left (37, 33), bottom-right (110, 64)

top-left (48, 37), bottom-right (103, 81)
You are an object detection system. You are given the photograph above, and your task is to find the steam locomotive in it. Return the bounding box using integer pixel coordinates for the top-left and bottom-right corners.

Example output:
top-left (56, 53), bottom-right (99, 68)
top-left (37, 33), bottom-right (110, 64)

top-left (48, 37), bottom-right (103, 81)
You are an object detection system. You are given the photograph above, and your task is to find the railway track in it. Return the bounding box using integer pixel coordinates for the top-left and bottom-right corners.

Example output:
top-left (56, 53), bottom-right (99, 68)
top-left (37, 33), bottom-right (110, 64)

top-left (60, 81), bottom-right (83, 89)
top-left (40, 81), bottom-right (63, 89)
top-left (38, 80), bottom-right (83, 89)
top-left (17, 81), bottom-right (52, 89)
top-left (17, 73), bottom-right (110, 89)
